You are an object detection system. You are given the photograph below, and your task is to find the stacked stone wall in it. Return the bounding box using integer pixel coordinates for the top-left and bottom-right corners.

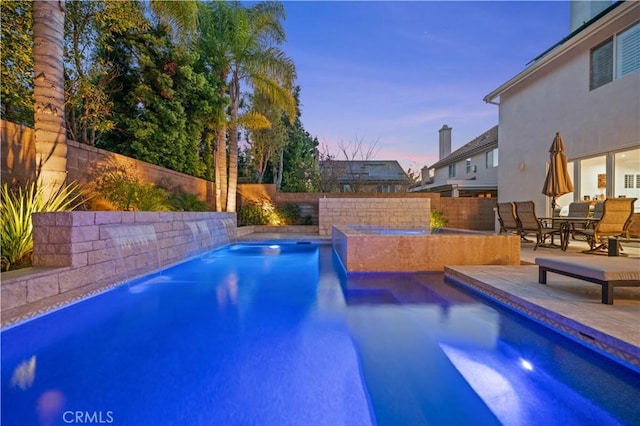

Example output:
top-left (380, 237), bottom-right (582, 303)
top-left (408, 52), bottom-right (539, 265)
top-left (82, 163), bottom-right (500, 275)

top-left (318, 198), bottom-right (431, 236)
top-left (1, 212), bottom-right (235, 325)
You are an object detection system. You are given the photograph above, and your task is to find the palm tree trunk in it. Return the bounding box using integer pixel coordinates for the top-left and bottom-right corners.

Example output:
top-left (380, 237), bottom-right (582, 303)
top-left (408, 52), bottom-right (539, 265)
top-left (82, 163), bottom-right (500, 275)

top-left (226, 72), bottom-right (240, 212)
top-left (214, 128), bottom-right (227, 212)
top-left (33, 0), bottom-right (67, 199)
top-left (276, 148), bottom-right (284, 190)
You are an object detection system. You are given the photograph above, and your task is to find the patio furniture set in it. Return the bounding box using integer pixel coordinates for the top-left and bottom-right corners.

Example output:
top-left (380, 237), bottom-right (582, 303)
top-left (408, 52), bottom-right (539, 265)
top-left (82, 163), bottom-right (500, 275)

top-left (497, 198), bottom-right (636, 253)
top-left (498, 198), bottom-right (640, 304)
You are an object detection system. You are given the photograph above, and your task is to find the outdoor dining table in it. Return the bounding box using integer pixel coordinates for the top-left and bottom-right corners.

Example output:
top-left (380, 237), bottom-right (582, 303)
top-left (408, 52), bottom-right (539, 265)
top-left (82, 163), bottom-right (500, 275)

top-left (541, 216), bottom-right (600, 251)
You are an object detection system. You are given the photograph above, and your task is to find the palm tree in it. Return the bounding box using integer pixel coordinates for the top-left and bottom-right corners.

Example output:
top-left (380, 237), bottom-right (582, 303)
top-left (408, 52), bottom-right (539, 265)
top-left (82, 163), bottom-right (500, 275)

top-left (149, 0), bottom-right (199, 44)
top-left (226, 2), bottom-right (296, 212)
top-left (33, 0), bottom-right (67, 199)
top-left (200, 1), bottom-right (296, 212)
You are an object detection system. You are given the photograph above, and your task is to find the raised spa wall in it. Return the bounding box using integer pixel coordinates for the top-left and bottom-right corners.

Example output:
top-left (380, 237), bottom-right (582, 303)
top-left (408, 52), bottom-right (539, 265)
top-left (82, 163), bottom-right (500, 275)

top-left (333, 225), bottom-right (521, 273)
top-left (319, 197), bottom-right (431, 236)
top-left (1, 212), bottom-right (235, 326)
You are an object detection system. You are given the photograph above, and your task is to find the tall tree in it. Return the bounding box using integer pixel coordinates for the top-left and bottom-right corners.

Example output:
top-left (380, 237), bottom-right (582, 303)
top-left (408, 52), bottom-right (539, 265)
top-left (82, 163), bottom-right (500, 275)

top-left (280, 86), bottom-right (319, 192)
top-left (246, 91), bottom-right (287, 184)
top-left (198, 1), bottom-right (296, 212)
top-left (64, 1), bottom-right (146, 146)
top-left (149, 0), bottom-right (199, 44)
top-left (33, 0), bottom-right (67, 197)
top-left (1, 0), bottom-right (33, 126)
top-left (98, 21), bottom-right (214, 177)
top-left (197, 1), bottom-right (234, 211)
top-left (225, 1), bottom-right (296, 212)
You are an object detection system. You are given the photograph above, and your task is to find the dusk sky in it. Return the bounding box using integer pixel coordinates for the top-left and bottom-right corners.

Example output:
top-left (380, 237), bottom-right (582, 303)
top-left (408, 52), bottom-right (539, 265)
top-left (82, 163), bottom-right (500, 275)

top-left (281, 1), bottom-right (571, 172)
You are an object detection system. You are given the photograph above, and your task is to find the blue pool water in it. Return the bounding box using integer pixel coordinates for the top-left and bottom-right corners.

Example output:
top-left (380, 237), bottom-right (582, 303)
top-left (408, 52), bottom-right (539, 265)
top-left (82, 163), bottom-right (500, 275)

top-left (2, 243), bottom-right (639, 425)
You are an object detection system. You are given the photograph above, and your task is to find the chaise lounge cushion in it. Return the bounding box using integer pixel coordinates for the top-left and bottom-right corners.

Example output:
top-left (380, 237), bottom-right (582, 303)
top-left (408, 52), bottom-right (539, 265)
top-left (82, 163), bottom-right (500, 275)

top-left (535, 257), bottom-right (640, 282)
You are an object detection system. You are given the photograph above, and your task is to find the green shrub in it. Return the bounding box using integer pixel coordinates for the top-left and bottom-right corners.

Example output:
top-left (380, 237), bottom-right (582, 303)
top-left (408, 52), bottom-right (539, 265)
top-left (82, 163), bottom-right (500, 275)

top-left (135, 183), bottom-right (171, 212)
top-left (430, 209), bottom-right (448, 230)
top-left (167, 190), bottom-right (208, 212)
top-left (238, 202), bottom-right (312, 226)
top-left (1, 181), bottom-right (86, 271)
top-left (276, 203), bottom-right (302, 225)
top-left (238, 203), bottom-right (275, 226)
top-left (94, 164), bottom-right (171, 211)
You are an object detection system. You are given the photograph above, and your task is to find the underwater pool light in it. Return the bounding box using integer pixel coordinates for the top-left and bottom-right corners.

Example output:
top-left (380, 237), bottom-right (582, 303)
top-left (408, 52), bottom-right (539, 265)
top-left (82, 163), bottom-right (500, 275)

top-left (520, 359), bottom-right (534, 371)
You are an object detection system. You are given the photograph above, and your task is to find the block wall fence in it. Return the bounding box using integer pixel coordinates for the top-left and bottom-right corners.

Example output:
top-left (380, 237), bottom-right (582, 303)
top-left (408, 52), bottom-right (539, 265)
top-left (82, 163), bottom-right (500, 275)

top-left (1, 212), bottom-right (235, 327)
top-left (238, 184), bottom-right (499, 231)
top-left (318, 198), bottom-right (431, 236)
top-left (4, 120), bottom-right (498, 231)
top-left (3, 119), bottom-right (639, 234)
top-left (1, 120), bottom-right (216, 209)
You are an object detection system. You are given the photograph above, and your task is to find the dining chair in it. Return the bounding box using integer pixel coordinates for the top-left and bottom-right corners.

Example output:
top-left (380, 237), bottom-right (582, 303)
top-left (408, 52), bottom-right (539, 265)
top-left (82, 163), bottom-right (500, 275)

top-left (573, 198), bottom-right (637, 253)
top-left (514, 201), bottom-right (563, 250)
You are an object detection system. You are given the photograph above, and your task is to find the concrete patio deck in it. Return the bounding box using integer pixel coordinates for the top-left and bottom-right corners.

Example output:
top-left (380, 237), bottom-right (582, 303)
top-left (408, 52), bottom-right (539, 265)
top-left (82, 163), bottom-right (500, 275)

top-left (238, 231), bottom-right (640, 369)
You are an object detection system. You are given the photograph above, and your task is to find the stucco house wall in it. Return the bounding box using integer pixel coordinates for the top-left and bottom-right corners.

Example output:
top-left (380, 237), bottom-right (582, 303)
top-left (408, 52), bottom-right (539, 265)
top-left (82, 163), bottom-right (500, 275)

top-left (492, 2), bottom-right (639, 216)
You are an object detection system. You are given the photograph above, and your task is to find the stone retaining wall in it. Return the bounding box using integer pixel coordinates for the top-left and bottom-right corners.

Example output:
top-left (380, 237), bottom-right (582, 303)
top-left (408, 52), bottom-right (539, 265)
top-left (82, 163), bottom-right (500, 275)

top-left (1, 212), bottom-right (235, 326)
top-left (318, 198), bottom-right (431, 236)
top-left (1, 120), bottom-right (216, 209)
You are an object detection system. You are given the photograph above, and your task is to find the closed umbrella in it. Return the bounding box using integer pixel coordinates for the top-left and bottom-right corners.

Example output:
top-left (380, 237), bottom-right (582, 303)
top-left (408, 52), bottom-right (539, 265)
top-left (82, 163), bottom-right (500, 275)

top-left (542, 132), bottom-right (574, 211)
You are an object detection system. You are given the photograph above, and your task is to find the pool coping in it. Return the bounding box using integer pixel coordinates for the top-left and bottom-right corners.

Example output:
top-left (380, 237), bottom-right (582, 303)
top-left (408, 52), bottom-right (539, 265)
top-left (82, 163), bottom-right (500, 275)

top-left (445, 265), bottom-right (640, 371)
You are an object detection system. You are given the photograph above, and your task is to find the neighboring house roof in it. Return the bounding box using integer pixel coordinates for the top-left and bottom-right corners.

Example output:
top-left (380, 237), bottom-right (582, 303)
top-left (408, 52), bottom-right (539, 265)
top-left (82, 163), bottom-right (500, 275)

top-left (484, 0), bottom-right (630, 104)
top-left (320, 160), bottom-right (411, 183)
top-left (429, 125), bottom-right (498, 170)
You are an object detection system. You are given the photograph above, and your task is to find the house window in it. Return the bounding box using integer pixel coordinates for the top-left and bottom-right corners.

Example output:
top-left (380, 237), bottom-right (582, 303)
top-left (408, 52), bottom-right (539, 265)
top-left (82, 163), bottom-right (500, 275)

top-left (486, 148), bottom-right (498, 168)
top-left (617, 23), bottom-right (640, 78)
top-left (580, 156), bottom-right (606, 200)
top-left (448, 164), bottom-right (456, 178)
top-left (465, 158), bottom-right (472, 173)
top-left (590, 39), bottom-right (613, 90)
top-left (624, 174), bottom-right (635, 189)
top-left (615, 148), bottom-right (640, 202)
top-left (590, 23), bottom-right (640, 90)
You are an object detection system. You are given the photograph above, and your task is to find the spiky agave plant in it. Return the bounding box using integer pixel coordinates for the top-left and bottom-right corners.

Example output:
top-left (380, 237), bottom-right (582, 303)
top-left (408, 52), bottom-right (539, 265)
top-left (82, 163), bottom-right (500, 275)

top-left (1, 181), bottom-right (86, 271)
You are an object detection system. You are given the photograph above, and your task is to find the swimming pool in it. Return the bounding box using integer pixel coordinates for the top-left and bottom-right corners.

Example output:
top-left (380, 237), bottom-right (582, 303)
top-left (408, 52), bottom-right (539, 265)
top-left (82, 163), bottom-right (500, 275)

top-left (2, 243), bottom-right (639, 425)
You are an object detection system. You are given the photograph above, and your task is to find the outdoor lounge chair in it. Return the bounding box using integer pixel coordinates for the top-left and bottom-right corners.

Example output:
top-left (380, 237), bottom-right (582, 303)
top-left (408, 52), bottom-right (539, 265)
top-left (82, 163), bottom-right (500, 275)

top-left (535, 256), bottom-right (640, 304)
top-left (514, 201), bottom-right (563, 250)
top-left (497, 202), bottom-right (523, 238)
top-left (573, 198), bottom-right (637, 253)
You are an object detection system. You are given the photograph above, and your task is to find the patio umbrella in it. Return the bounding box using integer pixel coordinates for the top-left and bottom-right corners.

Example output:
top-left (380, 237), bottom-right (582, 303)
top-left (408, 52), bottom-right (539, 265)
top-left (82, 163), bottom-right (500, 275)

top-left (542, 132), bottom-right (574, 211)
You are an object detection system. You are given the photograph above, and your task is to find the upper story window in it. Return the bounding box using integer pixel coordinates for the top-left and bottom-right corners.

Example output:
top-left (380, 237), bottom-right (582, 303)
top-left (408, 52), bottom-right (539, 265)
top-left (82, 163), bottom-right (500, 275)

top-left (448, 164), bottom-right (456, 178)
top-left (486, 148), bottom-right (499, 168)
top-left (617, 23), bottom-right (640, 78)
top-left (590, 22), bottom-right (640, 90)
top-left (465, 158), bottom-right (472, 173)
top-left (590, 39), bottom-right (613, 89)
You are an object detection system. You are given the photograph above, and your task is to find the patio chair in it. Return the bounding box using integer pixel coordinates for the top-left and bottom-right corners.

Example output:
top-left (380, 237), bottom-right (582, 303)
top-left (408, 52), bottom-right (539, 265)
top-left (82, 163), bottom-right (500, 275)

top-left (573, 198), bottom-right (637, 253)
top-left (568, 202), bottom-right (591, 217)
top-left (590, 201), bottom-right (604, 223)
top-left (496, 202), bottom-right (523, 238)
top-left (565, 202), bottom-right (591, 240)
top-left (514, 201), bottom-right (563, 250)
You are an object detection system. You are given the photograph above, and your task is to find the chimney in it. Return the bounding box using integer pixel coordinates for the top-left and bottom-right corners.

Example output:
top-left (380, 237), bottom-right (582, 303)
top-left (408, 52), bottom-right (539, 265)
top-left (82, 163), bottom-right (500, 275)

top-left (439, 125), bottom-right (452, 160)
top-left (570, 1), bottom-right (611, 32)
